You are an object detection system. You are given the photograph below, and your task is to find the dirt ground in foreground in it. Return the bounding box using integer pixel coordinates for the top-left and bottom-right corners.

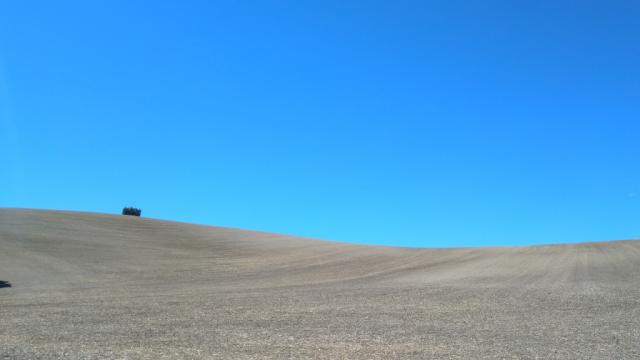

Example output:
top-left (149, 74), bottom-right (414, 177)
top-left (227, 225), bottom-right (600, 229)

top-left (1, 209), bottom-right (639, 359)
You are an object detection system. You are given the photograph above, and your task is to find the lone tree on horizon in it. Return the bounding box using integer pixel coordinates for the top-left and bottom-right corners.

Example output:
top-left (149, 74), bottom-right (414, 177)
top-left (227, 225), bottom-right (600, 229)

top-left (122, 207), bottom-right (142, 217)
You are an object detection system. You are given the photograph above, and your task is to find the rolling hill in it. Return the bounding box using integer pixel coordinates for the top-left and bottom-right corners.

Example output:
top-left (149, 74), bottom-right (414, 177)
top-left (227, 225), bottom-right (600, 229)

top-left (1, 208), bottom-right (639, 359)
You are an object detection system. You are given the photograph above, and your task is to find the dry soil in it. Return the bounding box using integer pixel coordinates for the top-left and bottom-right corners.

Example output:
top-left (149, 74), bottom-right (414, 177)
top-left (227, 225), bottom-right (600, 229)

top-left (1, 208), bottom-right (639, 359)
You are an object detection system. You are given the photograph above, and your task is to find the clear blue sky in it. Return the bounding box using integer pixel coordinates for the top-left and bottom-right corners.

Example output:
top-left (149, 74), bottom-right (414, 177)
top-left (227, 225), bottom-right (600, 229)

top-left (1, 1), bottom-right (638, 247)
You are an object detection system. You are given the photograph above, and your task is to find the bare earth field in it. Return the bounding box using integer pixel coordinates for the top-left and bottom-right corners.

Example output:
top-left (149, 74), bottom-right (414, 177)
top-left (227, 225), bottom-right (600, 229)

top-left (1, 208), bottom-right (639, 359)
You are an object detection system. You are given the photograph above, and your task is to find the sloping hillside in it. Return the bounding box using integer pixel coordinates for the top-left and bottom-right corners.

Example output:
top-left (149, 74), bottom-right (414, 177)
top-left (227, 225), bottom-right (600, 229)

top-left (1, 208), bottom-right (639, 359)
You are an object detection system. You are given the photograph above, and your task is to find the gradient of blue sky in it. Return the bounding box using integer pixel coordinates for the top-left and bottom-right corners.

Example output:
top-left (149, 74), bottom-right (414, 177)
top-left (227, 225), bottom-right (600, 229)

top-left (1, 1), bottom-right (638, 247)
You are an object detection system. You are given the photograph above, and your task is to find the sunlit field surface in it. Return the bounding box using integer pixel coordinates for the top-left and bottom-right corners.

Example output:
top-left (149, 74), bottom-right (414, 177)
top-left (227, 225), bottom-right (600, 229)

top-left (1, 208), bottom-right (639, 359)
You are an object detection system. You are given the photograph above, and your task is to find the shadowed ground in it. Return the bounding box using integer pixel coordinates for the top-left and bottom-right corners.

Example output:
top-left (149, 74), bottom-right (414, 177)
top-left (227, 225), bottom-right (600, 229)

top-left (1, 208), bottom-right (639, 359)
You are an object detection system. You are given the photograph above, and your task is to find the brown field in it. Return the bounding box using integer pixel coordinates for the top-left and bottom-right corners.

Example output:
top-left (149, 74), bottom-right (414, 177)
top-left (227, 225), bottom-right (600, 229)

top-left (1, 208), bottom-right (639, 359)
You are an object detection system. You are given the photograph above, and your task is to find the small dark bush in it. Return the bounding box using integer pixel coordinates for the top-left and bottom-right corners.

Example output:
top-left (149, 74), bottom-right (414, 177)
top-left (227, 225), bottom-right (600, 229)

top-left (122, 207), bottom-right (142, 217)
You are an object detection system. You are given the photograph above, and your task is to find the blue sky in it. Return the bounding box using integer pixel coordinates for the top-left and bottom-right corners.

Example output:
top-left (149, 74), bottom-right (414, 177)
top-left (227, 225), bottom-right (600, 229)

top-left (1, 1), bottom-right (638, 247)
